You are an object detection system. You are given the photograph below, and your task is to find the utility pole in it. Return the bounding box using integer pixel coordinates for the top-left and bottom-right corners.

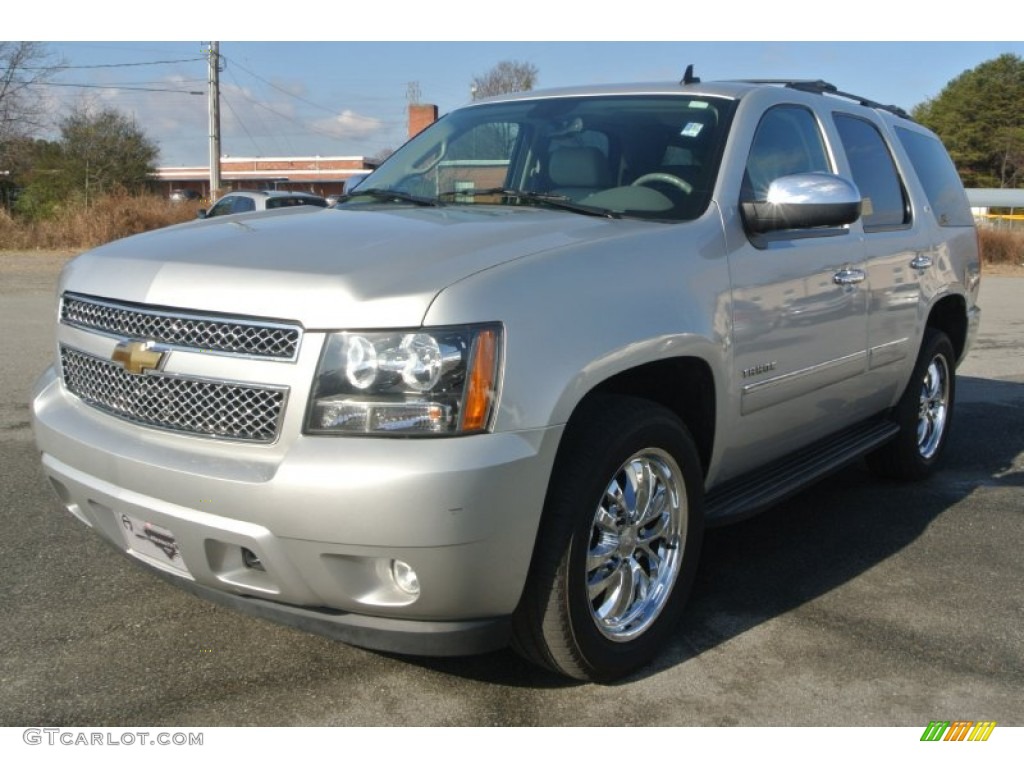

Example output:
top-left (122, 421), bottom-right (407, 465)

top-left (206, 41), bottom-right (222, 200)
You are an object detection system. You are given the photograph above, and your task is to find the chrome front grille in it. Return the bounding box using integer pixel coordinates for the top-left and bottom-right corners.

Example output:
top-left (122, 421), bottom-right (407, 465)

top-left (61, 293), bottom-right (302, 360)
top-left (60, 346), bottom-right (286, 442)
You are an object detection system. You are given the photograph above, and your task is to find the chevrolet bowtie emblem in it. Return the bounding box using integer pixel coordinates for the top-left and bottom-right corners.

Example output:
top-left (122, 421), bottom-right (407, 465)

top-left (111, 341), bottom-right (165, 375)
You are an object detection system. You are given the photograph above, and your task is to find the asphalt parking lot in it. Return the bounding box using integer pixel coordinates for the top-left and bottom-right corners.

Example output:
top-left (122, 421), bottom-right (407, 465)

top-left (1, 253), bottom-right (1021, 726)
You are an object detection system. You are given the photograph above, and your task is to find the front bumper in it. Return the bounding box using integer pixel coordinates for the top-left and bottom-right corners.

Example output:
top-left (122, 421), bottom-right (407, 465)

top-left (32, 366), bottom-right (562, 656)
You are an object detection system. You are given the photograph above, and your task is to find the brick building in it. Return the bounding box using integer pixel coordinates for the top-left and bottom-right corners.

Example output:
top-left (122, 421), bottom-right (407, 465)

top-left (154, 104), bottom-right (442, 200)
top-left (153, 155), bottom-right (377, 199)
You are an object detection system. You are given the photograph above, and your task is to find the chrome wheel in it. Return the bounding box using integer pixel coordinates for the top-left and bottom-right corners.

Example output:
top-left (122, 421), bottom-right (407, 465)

top-left (512, 396), bottom-right (703, 681)
top-left (586, 448), bottom-right (685, 642)
top-left (866, 329), bottom-right (956, 481)
top-left (917, 353), bottom-right (950, 460)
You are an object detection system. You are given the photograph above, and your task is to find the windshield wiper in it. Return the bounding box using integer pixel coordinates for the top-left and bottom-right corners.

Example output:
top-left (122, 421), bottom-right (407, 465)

top-left (439, 187), bottom-right (621, 219)
top-left (343, 188), bottom-right (444, 207)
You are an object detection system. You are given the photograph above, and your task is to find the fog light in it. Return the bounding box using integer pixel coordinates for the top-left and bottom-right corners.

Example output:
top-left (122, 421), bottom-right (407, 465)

top-left (241, 547), bottom-right (265, 571)
top-left (391, 559), bottom-right (420, 596)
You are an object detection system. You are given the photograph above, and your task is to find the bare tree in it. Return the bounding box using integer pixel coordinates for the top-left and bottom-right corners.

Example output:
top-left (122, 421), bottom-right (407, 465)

top-left (471, 60), bottom-right (539, 100)
top-left (1, 42), bottom-right (61, 147)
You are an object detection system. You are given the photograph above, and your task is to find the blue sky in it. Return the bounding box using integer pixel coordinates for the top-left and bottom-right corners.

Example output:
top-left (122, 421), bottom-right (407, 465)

top-left (11, 5), bottom-right (1022, 166)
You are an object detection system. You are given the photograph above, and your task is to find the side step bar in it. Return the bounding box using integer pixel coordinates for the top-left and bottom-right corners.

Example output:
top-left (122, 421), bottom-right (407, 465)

top-left (704, 418), bottom-right (899, 527)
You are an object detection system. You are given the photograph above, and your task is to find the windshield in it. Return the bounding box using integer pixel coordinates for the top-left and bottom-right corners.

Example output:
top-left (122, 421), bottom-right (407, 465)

top-left (343, 94), bottom-right (735, 221)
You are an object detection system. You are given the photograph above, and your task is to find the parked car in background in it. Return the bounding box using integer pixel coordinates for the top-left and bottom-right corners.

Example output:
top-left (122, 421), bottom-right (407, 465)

top-left (168, 189), bottom-right (201, 203)
top-left (197, 190), bottom-right (328, 218)
top-left (326, 174), bottom-right (372, 206)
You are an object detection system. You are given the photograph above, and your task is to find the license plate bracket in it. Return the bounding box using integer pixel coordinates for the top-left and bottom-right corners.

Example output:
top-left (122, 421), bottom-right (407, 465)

top-left (119, 512), bottom-right (191, 576)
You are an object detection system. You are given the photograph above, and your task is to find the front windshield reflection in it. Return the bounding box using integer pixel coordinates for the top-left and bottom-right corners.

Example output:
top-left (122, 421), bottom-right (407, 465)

top-left (342, 94), bottom-right (735, 222)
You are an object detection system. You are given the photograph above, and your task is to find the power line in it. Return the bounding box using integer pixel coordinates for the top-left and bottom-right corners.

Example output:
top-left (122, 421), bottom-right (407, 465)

top-left (223, 67), bottom-right (289, 156)
top-left (223, 56), bottom-right (344, 116)
top-left (223, 55), bottom-right (405, 110)
top-left (21, 58), bottom-right (206, 71)
top-left (9, 80), bottom-right (204, 95)
top-left (220, 91), bottom-right (265, 157)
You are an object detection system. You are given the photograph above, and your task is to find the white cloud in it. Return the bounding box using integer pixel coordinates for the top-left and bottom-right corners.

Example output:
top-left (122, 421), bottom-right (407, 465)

top-left (311, 110), bottom-right (383, 141)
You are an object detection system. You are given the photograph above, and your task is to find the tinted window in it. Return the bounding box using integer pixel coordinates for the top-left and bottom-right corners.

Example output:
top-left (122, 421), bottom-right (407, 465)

top-left (834, 114), bottom-right (908, 230)
top-left (281, 197), bottom-right (326, 209)
top-left (743, 106), bottom-right (831, 200)
top-left (231, 196), bottom-right (256, 214)
top-left (206, 197), bottom-right (235, 217)
top-left (895, 128), bottom-right (974, 227)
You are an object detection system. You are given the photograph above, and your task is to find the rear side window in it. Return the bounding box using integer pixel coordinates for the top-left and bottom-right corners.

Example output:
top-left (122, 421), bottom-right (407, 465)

top-left (266, 198), bottom-right (289, 210)
top-left (895, 127), bottom-right (974, 227)
top-left (834, 114), bottom-right (908, 231)
top-left (267, 197), bottom-right (324, 210)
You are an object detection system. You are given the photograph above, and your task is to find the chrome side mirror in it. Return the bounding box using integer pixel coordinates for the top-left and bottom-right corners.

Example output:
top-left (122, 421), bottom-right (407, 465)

top-left (742, 172), bottom-right (862, 234)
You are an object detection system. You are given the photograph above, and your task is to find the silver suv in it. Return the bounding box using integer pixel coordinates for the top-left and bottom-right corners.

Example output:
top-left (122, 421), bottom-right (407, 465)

top-left (32, 77), bottom-right (980, 681)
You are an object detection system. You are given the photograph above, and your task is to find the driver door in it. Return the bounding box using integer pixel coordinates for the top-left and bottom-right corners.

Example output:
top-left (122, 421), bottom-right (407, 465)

top-left (724, 104), bottom-right (870, 476)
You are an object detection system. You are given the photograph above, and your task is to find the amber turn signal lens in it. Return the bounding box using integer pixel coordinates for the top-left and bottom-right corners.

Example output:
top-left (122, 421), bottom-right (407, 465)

top-left (461, 329), bottom-right (498, 431)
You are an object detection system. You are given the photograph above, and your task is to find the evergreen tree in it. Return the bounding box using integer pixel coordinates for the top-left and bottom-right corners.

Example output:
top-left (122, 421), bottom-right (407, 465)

top-left (913, 54), bottom-right (1024, 188)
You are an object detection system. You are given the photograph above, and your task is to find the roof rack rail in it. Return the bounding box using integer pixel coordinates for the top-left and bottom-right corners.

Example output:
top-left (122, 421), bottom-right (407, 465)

top-left (736, 79), bottom-right (913, 121)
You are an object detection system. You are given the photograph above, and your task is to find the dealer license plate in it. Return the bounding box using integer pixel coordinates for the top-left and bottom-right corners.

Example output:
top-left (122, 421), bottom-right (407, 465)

top-left (119, 512), bottom-right (191, 576)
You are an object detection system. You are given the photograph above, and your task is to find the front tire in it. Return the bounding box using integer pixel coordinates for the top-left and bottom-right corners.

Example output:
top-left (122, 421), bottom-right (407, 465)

top-left (868, 328), bottom-right (956, 480)
top-left (512, 396), bottom-right (704, 681)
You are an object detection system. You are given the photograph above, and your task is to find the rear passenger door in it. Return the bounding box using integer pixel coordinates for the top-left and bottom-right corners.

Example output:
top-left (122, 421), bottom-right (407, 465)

top-left (832, 112), bottom-right (921, 400)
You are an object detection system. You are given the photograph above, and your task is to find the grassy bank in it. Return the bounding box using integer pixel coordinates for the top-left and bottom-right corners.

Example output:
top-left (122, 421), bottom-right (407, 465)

top-left (0, 194), bottom-right (200, 250)
top-left (978, 226), bottom-right (1024, 267)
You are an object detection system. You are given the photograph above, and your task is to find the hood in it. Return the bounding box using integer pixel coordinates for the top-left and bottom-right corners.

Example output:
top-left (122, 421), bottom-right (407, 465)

top-left (60, 205), bottom-right (634, 328)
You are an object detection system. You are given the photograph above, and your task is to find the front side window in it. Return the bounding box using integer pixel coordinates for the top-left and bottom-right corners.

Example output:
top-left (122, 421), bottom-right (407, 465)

top-left (834, 114), bottom-right (908, 230)
top-left (206, 196), bottom-right (238, 217)
top-left (743, 105), bottom-right (831, 201)
top-left (342, 95), bottom-right (736, 222)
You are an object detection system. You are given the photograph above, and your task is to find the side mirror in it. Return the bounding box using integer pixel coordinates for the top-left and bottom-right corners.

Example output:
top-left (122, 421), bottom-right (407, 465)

top-left (742, 172), bottom-right (861, 234)
top-left (196, 209), bottom-right (207, 219)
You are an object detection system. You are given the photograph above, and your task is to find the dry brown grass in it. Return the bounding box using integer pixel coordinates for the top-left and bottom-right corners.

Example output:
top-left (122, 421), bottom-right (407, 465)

top-left (0, 193), bottom-right (200, 250)
top-left (978, 226), bottom-right (1024, 267)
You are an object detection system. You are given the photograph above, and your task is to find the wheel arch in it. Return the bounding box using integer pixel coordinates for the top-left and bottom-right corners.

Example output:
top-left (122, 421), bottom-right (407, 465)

top-left (926, 293), bottom-right (968, 364)
top-left (563, 356), bottom-right (716, 480)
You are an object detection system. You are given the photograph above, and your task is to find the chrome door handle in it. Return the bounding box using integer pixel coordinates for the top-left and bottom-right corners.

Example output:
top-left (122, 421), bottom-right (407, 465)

top-left (911, 253), bottom-right (933, 270)
top-left (833, 268), bottom-right (866, 286)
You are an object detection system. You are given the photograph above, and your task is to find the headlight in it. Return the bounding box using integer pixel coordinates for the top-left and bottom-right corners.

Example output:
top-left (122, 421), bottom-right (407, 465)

top-left (305, 324), bottom-right (502, 435)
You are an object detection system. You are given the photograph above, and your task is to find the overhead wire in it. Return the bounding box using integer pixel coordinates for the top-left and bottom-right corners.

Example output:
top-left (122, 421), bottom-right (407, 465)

top-left (26, 47), bottom-right (410, 158)
top-left (21, 57), bottom-right (207, 70)
top-left (223, 54), bottom-right (406, 130)
top-left (8, 80), bottom-right (204, 95)
top-left (222, 66), bottom-right (291, 156)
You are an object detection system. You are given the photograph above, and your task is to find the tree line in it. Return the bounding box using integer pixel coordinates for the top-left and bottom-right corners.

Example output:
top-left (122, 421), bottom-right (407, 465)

top-left (1, 43), bottom-right (158, 218)
top-left (912, 53), bottom-right (1024, 189)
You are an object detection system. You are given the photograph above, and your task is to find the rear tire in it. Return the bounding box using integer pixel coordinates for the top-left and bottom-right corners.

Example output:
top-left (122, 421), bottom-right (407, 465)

top-left (512, 396), bottom-right (704, 682)
top-left (867, 328), bottom-right (956, 480)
